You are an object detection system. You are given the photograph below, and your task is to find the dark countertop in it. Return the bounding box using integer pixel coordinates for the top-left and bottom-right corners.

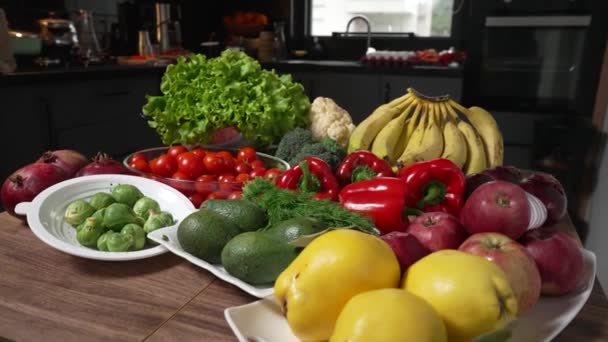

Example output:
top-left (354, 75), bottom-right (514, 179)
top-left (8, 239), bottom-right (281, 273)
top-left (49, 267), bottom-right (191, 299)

top-left (1, 59), bottom-right (463, 86)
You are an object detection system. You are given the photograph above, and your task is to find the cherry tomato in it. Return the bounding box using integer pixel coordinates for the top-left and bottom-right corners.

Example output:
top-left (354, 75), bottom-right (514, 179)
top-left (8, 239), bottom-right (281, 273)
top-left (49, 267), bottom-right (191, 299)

top-left (249, 168), bottom-right (266, 179)
top-left (172, 171), bottom-right (192, 180)
top-left (129, 153), bottom-right (147, 164)
top-left (188, 193), bottom-right (205, 208)
top-left (203, 152), bottom-right (225, 175)
top-left (218, 152), bottom-right (235, 171)
top-left (250, 159), bottom-right (265, 169)
top-left (216, 150), bottom-right (234, 160)
top-left (149, 154), bottom-right (177, 177)
top-left (218, 174), bottom-right (235, 183)
top-left (177, 151), bottom-right (205, 179)
top-left (235, 162), bottom-right (252, 175)
top-left (237, 147), bottom-right (257, 163)
top-left (167, 145), bottom-right (188, 160)
top-left (235, 173), bottom-right (250, 183)
top-left (195, 174), bottom-right (217, 195)
top-left (227, 191), bottom-right (243, 200)
top-left (264, 168), bottom-right (283, 180)
top-left (191, 147), bottom-right (207, 158)
top-left (206, 191), bottom-right (227, 200)
top-left (129, 159), bottom-right (151, 173)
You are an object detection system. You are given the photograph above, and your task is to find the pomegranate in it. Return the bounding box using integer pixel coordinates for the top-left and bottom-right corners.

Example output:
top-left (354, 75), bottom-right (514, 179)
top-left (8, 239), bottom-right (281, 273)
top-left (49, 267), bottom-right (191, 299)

top-left (38, 149), bottom-right (88, 177)
top-left (75, 152), bottom-right (128, 177)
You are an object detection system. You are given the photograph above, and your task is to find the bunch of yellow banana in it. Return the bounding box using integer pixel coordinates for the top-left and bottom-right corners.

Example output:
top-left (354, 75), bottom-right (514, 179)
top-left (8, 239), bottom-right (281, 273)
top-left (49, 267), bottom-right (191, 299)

top-left (348, 88), bottom-right (504, 175)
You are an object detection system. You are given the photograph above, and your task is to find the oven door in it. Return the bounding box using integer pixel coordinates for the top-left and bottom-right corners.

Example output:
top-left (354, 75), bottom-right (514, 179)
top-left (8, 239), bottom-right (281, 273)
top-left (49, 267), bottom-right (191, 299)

top-left (471, 15), bottom-right (591, 113)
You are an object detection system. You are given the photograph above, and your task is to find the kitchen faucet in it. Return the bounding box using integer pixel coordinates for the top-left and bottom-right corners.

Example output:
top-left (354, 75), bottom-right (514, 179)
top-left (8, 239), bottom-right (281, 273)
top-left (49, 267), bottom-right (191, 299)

top-left (345, 15), bottom-right (376, 54)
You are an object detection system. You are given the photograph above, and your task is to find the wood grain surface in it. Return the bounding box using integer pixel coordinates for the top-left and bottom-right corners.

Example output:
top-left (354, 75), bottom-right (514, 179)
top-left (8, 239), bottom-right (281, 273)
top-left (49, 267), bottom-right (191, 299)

top-left (1, 211), bottom-right (607, 342)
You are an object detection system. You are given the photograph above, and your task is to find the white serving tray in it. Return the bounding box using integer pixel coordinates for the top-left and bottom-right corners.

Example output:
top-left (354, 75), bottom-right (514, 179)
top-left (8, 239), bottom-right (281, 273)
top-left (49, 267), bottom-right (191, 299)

top-left (15, 174), bottom-right (196, 261)
top-left (224, 249), bottom-right (596, 342)
top-left (147, 224), bottom-right (274, 298)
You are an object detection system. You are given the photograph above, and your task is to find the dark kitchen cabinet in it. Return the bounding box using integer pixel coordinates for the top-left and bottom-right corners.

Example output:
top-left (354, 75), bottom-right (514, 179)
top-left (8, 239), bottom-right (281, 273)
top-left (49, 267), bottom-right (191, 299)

top-left (380, 75), bottom-right (463, 103)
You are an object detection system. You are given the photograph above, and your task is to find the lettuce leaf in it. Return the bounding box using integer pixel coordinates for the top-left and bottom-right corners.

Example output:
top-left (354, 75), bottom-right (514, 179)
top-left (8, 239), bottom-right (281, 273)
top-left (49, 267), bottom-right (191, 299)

top-left (142, 50), bottom-right (311, 146)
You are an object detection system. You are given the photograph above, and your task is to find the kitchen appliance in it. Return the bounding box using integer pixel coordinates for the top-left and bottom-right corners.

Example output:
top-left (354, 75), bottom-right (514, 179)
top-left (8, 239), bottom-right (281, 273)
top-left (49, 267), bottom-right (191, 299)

top-left (463, 0), bottom-right (608, 115)
top-left (154, 2), bottom-right (182, 54)
top-left (37, 18), bottom-right (79, 66)
top-left (0, 9), bottom-right (17, 73)
top-left (71, 9), bottom-right (101, 62)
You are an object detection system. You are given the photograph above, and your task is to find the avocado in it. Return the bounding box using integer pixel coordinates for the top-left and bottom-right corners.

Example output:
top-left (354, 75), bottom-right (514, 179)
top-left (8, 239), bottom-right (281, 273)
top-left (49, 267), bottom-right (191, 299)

top-left (202, 199), bottom-right (267, 232)
top-left (221, 231), bottom-right (299, 285)
top-left (264, 217), bottom-right (327, 243)
top-left (177, 208), bottom-right (240, 264)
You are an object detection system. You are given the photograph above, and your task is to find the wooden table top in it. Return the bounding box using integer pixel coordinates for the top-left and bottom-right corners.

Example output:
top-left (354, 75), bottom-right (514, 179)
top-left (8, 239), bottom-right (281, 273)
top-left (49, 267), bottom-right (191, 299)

top-left (1, 211), bottom-right (607, 342)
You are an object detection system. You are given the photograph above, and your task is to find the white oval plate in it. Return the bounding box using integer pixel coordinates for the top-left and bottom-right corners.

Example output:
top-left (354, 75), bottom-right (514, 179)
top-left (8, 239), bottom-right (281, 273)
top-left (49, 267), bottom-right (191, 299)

top-left (224, 249), bottom-right (597, 342)
top-left (147, 225), bottom-right (274, 298)
top-left (15, 174), bottom-right (196, 261)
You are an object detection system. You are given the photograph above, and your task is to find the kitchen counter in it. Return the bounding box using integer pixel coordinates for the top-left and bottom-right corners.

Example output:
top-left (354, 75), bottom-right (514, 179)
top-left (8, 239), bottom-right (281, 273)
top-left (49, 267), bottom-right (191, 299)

top-left (0, 211), bottom-right (606, 341)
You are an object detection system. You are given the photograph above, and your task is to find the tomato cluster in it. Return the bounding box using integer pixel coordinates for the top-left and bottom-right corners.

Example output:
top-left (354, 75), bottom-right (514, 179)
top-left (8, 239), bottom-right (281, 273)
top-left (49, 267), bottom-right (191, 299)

top-left (127, 146), bottom-right (283, 208)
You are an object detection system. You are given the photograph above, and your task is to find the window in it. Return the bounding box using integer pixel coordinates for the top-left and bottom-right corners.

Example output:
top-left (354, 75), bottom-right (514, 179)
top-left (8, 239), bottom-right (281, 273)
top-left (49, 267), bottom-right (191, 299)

top-left (311, 0), bottom-right (456, 37)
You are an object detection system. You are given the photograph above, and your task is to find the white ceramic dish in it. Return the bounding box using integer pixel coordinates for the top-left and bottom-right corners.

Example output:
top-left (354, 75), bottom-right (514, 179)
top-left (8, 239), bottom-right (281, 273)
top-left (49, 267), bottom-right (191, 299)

top-left (224, 249), bottom-right (597, 342)
top-left (147, 225), bottom-right (274, 298)
top-left (14, 174), bottom-right (196, 261)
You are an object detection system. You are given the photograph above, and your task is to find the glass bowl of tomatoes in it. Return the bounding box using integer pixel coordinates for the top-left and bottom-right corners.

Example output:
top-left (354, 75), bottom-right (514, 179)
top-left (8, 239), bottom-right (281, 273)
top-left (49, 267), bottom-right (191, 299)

top-left (123, 146), bottom-right (289, 208)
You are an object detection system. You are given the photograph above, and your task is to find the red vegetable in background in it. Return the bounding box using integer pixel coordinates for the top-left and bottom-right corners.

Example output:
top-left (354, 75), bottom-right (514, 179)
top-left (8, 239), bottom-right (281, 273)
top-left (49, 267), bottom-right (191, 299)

top-left (76, 152), bottom-right (128, 177)
top-left (519, 172), bottom-right (567, 224)
top-left (1, 163), bottom-right (68, 217)
top-left (397, 158), bottom-right (466, 217)
top-left (275, 157), bottom-right (339, 201)
top-left (37, 149), bottom-right (88, 177)
top-left (336, 150), bottom-right (394, 187)
top-left (339, 177), bottom-right (413, 234)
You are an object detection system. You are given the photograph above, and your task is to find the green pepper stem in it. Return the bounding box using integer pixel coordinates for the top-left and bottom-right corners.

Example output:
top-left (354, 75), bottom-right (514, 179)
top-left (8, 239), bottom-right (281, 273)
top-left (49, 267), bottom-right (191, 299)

top-left (417, 180), bottom-right (447, 208)
top-left (297, 161), bottom-right (321, 193)
top-left (351, 165), bottom-right (377, 183)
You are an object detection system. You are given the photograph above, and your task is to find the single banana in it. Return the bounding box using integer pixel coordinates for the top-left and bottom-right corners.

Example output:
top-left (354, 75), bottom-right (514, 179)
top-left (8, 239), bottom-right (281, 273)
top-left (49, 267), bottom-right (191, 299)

top-left (347, 95), bottom-right (414, 153)
top-left (392, 102), bottom-right (423, 161)
top-left (449, 100), bottom-right (504, 167)
top-left (439, 103), bottom-right (467, 168)
top-left (397, 102), bottom-right (444, 168)
top-left (457, 119), bottom-right (488, 175)
top-left (371, 104), bottom-right (413, 163)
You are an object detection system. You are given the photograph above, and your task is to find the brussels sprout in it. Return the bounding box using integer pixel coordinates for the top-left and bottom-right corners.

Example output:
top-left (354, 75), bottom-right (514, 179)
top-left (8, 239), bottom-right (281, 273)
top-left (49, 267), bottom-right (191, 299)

top-left (133, 197), bottom-right (160, 220)
top-left (143, 211), bottom-right (174, 234)
top-left (121, 223), bottom-right (146, 250)
top-left (103, 203), bottom-right (145, 232)
top-left (64, 200), bottom-right (95, 227)
top-left (111, 184), bottom-right (144, 207)
top-left (97, 231), bottom-right (112, 251)
top-left (90, 208), bottom-right (110, 231)
top-left (107, 232), bottom-right (134, 252)
top-left (76, 217), bottom-right (105, 247)
top-left (89, 192), bottom-right (116, 210)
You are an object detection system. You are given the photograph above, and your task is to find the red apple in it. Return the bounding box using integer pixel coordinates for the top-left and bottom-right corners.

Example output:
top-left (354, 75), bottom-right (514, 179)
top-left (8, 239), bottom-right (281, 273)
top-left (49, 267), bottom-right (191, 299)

top-left (519, 227), bottom-right (585, 296)
top-left (461, 180), bottom-right (530, 240)
top-left (406, 212), bottom-right (468, 252)
top-left (380, 231), bottom-right (430, 272)
top-left (483, 165), bottom-right (523, 184)
top-left (465, 173), bottom-right (494, 199)
top-left (459, 232), bottom-right (541, 314)
top-left (519, 172), bottom-right (567, 224)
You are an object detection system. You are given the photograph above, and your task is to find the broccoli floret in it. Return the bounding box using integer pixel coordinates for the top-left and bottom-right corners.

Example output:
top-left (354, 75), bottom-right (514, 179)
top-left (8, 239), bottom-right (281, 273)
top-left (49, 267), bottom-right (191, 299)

top-left (289, 139), bottom-right (345, 172)
top-left (275, 127), bottom-right (314, 161)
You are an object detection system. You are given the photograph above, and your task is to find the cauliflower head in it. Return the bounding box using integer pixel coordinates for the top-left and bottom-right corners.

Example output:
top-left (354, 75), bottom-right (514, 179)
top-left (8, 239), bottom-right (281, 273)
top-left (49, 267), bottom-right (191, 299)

top-left (308, 97), bottom-right (356, 149)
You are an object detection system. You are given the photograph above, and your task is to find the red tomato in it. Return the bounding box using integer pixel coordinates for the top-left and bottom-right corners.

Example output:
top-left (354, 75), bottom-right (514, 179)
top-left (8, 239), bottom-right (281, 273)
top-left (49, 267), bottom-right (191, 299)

top-left (220, 154), bottom-right (235, 171)
top-left (235, 162), bottom-right (252, 175)
top-left (172, 171), bottom-right (192, 180)
top-left (129, 153), bottom-right (147, 164)
top-left (206, 191), bottom-right (227, 200)
top-left (191, 147), bottom-right (207, 158)
top-left (250, 159), bottom-right (265, 169)
top-left (167, 145), bottom-right (188, 159)
top-left (188, 193), bottom-right (205, 208)
top-left (235, 173), bottom-right (250, 183)
top-left (237, 147), bottom-right (257, 163)
top-left (227, 191), bottom-right (243, 200)
top-left (216, 150), bottom-right (234, 160)
top-left (218, 174), bottom-right (236, 183)
top-left (249, 168), bottom-right (266, 179)
top-left (177, 151), bottom-right (205, 178)
top-left (149, 154), bottom-right (177, 177)
top-left (264, 168), bottom-right (283, 180)
top-left (203, 152), bottom-right (225, 175)
top-left (195, 174), bottom-right (217, 195)
top-left (129, 159), bottom-right (150, 173)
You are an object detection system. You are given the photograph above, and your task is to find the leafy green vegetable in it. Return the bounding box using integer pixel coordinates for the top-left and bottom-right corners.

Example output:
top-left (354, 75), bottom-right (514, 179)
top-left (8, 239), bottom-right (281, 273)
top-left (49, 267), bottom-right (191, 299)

top-left (142, 50), bottom-right (311, 146)
top-left (242, 178), bottom-right (379, 235)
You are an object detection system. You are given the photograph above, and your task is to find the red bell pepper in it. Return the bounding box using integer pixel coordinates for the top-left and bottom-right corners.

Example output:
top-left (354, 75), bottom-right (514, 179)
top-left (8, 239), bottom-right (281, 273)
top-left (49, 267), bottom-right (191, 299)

top-left (336, 150), bottom-right (395, 187)
top-left (275, 157), bottom-right (339, 201)
top-left (339, 177), bottom-right (417, 234)
top-left (397, 158), bottom-right (466, 217)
